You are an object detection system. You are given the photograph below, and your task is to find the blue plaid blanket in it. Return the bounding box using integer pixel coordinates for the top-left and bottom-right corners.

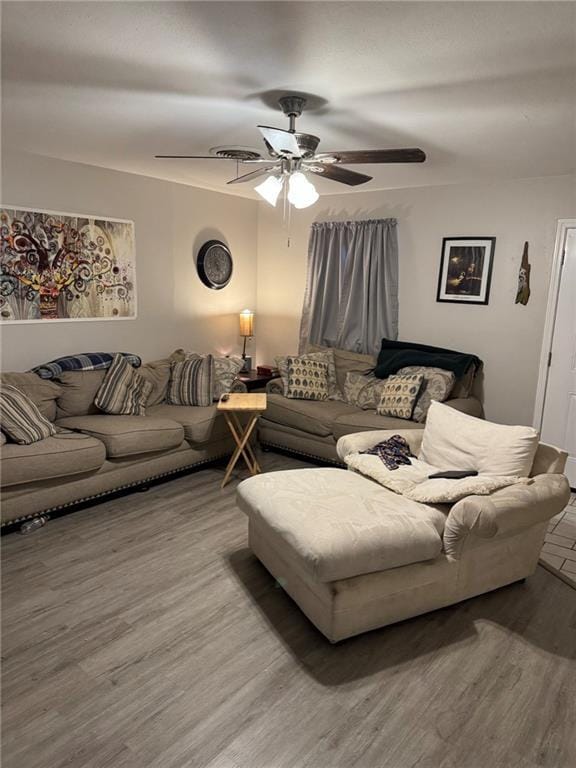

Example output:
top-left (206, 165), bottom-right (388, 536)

top-left (32, 353), bottom-right (142, 380)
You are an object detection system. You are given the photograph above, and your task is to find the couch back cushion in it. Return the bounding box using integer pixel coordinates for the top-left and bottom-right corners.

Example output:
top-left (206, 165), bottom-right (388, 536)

top-left (450, 367), bottom-right (475, 399)
top-left (138, 359), bottom-right (172, 406)
top-left (343, 372), bottom-right (388, 410)
top-left (0, 372), bottom-right (61, 422)
top-left (420, 401), bottom-right (539, 477)
top-left (55, 371), bottom-right (106, 418)
top-left (306, 344), bottom-right (375, 394)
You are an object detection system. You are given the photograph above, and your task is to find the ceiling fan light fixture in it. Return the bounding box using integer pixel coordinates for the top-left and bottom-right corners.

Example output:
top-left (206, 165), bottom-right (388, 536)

top-left (255, 175), bottom-right (284, 206)
top-left (287, 172), bottom-right (319, 209)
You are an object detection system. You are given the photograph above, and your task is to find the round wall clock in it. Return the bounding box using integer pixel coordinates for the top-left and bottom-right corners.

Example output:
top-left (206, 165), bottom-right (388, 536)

top-left (196, 240), bottom-right (233, 290)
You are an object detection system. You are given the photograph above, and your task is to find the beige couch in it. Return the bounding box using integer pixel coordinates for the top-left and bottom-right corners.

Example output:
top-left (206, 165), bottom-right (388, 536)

top-left (259, 346), bottom-right (483, 464)
top-left (0, 360), bottom-right (243, 528)
top-left (238, 429), bottom-right (570, 642)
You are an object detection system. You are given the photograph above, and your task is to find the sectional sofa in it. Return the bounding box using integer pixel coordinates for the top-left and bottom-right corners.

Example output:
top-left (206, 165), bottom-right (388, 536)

top-left (0, 357), bottom-right (242, 528)
top-left (259, 345), bottom-right (484, 464)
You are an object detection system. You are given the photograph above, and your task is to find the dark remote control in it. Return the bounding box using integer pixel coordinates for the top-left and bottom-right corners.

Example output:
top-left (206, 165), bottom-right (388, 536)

top-left (428, 470), bottom-right (478, 480)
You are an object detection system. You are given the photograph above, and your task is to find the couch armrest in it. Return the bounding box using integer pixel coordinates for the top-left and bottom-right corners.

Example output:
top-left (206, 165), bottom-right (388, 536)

top-left (337, 429), bottom-right (424, 462)
top-left (266, 377), bottom-right (284, 395)
top-left (231, 378), bottom-right (248, 393)
top-left (443, 473), bottom-right (570, 557)
top-left (443, 396), bottom-right (484, 419)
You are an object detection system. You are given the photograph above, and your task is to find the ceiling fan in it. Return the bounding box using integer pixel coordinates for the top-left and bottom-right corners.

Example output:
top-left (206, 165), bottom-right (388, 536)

top-left (156, 95), bottom-right (426, 208)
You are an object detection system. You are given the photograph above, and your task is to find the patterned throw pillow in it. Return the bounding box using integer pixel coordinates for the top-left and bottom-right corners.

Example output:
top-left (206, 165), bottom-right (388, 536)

top-left (285, 357), bottom-right (329, 401)
top-left (377, 374), bottom-right (424, 420)
top-left (344, 372), bottom-right (390, 410)
top-left (167, 355), bottom-right (214, 406)
top-left (95, 354), bottom-right (153, 416)
top-left (275, 350), bottom-right (342, 400)
top-left (0, 385), bottom-right (57, 444)
top-left (170, 350), bottom-right (242, 401)
top-left (398, 366), bottom-right (456, 423)
top-left (213, 356), bottom-right (243, 399)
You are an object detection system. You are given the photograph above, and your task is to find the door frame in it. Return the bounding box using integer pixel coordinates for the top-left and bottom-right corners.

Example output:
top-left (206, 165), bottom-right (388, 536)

top-left (533, 218), bottom-right (576, 430)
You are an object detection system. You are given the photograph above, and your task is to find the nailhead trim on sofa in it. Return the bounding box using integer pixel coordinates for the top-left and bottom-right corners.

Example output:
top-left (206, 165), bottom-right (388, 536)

top-left (1, 451), bottom-right (231, 529)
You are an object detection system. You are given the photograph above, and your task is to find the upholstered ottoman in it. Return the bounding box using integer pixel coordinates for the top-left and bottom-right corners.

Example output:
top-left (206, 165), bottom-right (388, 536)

top-left (236, 466), bottom-right (458, 642)
top-left (237, 432), bottom-right (569, 642)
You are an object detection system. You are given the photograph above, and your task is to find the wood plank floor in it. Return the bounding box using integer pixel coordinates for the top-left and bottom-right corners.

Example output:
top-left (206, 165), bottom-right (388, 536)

top-left (2, 452), bottom-right (576, 768)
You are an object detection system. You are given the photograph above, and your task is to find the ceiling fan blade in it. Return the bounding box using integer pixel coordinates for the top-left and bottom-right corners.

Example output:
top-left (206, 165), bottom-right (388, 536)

top-left (155, 155), bottom-right (232, 159)
top-left (227, 166), bottom-right (278, 185)
top-left (314, 148), bottom-right (426, 164)
top-left (257, 126), bottom-right (302, 157)
top-left (306, 164), bottom-right (372, 186)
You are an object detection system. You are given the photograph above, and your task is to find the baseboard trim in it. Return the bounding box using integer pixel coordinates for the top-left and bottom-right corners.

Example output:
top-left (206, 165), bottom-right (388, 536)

top-left (539, 559), bottom-right (576, 591)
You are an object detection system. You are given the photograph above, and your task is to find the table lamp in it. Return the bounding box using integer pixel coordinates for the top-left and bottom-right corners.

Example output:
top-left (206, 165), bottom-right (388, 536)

top-left (239, 309), bottom-right (254, 373)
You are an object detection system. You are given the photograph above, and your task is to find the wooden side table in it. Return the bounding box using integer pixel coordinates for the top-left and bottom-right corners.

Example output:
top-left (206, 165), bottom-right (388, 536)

top-left (238, 370), bottom-right (275, 392)
top-left (217, 393), bottom-right (267, 488)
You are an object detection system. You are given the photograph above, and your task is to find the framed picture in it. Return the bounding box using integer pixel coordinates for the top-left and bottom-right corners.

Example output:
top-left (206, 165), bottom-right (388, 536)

top-left (0, 206), bottom-right (136, 323)
top-left (436, 237), bottom-right (495, 305)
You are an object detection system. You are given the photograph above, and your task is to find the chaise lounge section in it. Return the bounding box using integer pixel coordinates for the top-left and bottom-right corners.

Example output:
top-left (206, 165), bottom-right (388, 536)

top-left (238, 429), bottom-right (570, 642)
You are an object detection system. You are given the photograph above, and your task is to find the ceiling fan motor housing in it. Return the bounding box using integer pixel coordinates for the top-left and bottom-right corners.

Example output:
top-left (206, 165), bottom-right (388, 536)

top-left (295, 132), bottom-right (320, 158)
top-left (278, 95), bottom-right (307, 117)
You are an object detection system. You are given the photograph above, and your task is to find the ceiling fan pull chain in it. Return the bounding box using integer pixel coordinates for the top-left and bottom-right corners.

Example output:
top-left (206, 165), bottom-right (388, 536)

top-left (280, 180), bottom-right (291, 247)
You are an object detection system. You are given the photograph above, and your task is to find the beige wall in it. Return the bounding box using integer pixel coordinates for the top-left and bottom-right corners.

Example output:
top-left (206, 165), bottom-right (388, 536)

top-left (256, 175), bottom-right (576, 425)
top-left (1, 153), bottom-right (259, 371)
top-left (3, 153), bottom-right (573, 426)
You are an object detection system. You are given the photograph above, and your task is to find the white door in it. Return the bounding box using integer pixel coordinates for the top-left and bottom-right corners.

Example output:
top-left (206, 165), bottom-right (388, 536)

top-left (540, 224), bottom-right (576, 487)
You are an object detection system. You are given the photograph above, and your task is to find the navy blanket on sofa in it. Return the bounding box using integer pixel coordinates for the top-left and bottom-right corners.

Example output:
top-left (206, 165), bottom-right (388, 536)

top-left (373, 339), bottom-right (482, 380)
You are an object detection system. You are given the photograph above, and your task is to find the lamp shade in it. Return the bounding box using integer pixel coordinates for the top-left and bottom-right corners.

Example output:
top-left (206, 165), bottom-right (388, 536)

top-left (239, 309), bottom-right (254, 337)
top-left (255, 176), bottom-right (283, 207)
top-left (287, 172), bottom-right (319, 209)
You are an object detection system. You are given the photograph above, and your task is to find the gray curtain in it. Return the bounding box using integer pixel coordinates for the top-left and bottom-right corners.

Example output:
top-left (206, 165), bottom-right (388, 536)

top-left (299, 218), bottom-right (399, 355)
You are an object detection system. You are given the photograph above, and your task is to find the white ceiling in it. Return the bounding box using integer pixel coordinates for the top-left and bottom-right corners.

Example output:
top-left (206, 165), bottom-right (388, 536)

top-left (2, 1), bottom-right (575, 199)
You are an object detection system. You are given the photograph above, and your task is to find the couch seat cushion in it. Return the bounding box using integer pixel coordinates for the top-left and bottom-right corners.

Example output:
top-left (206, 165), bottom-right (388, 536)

top-left (55, 415), bottom-right (184, 458)
top-left (264, 394), bottom-right (359, 437)
top-left (1, 433), bottom-right (106, 488)
top-left (238, 468), bottom-right (445, 582)
top-left (332, 410), bottom-right (423, 441)
top-left (146, 404), bottom-right (229, 444)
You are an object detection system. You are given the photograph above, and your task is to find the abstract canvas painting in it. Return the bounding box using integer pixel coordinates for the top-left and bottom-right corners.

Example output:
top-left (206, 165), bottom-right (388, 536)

top-left (0, 207), bottom-right (136, 322)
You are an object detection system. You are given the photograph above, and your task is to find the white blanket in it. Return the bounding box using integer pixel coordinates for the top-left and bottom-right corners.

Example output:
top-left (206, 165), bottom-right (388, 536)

top-left (345, 453), bottom-right (530, 504)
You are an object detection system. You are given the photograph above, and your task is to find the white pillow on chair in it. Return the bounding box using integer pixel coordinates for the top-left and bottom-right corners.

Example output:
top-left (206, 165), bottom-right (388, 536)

top-left (419, 401), bottom-right (539, 477)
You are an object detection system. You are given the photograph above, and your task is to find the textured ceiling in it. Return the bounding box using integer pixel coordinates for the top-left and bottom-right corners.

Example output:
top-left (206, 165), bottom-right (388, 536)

top-left (2, 1), bottom-right (575, 198)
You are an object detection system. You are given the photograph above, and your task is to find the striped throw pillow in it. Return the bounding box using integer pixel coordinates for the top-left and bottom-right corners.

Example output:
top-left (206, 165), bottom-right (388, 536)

top-left (94, 354), bottom-right (153, 416)
top-left (167, 355), bottom-right (213, 406)
top-left (0, 385), bottom-right (57, 444)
